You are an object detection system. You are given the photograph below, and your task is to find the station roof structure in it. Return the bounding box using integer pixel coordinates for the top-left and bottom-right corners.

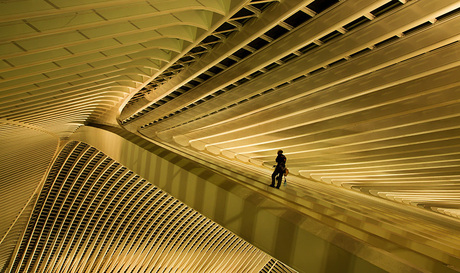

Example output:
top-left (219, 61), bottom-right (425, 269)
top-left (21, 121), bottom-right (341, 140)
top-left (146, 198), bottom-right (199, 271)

top-left (1, 0), bottom-right (459, 272)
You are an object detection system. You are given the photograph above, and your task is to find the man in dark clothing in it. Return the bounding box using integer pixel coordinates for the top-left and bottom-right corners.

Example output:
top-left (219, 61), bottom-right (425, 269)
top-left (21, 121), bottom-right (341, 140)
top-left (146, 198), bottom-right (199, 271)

top-left (270, 150), bottom-right (286, 189)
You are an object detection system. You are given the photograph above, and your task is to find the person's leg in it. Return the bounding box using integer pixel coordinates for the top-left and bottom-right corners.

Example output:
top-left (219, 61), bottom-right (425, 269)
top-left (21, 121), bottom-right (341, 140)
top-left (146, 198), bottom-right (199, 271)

top-left (270, 169), bottom-right (277, 187)
top-left (276, 172), bottom-right (283, 188)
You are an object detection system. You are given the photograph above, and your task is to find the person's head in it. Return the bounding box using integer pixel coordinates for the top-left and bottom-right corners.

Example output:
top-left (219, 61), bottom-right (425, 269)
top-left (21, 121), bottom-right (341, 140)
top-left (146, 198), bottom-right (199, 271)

top-left (277, 149), bottom-right (283, 155)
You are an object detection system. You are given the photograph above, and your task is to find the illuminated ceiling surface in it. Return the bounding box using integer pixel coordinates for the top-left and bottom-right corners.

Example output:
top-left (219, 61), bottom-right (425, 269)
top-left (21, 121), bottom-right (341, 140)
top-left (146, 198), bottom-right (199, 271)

top-left (1, 0), bottom-right (460, 272)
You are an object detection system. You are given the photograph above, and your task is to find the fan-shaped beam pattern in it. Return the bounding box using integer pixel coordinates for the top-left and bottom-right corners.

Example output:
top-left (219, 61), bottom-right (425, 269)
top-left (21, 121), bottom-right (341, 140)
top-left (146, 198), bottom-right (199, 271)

top-left (120, 0), bottom-right (317, 122)
top-left (0, 120), bottom-right (59, 273)
top-left (130, 0), bottom-right (460, 219)
top-left (145, 0), bottom-right (459, 138)
top-left (126, 0), bottom-right (393, 127)
top-left (0, 0), bottom-right (244, 137)
top-left (70, 125), bottom-right (460, 272)
top-left (10, 141), bottom-right (295, 273)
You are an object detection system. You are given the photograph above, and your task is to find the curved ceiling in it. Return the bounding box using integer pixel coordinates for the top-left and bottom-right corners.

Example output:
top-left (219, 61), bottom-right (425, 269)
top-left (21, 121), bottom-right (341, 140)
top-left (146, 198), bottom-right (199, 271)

top-left (0, 120), bottom-right (59, 271)
top-left (1, 0), bottom-right (460, 271)
top-left (1, 0), bottom-right (460, 250)
top-left (9, 141), bottom-right (294, 273)
top-left (0, 0), bottom-right (252, 137)
top-left (119, 0), bottom-right (460, 219)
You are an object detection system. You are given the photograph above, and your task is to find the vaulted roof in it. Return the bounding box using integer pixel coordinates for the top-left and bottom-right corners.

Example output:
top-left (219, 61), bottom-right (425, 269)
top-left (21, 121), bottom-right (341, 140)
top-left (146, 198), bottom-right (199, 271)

top-left (1, 0), bottom-right (460, 271)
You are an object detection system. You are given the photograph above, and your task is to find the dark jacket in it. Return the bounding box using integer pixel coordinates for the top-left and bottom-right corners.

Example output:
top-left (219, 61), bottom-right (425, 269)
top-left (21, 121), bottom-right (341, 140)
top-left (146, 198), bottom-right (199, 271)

top-left (276, 154), bottom-right (286, 168)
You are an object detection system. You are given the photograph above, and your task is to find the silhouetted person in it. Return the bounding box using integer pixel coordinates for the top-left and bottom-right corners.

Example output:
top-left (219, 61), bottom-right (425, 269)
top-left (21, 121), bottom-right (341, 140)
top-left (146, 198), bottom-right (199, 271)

top-left (270, 150), bottom-right (286, 189)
